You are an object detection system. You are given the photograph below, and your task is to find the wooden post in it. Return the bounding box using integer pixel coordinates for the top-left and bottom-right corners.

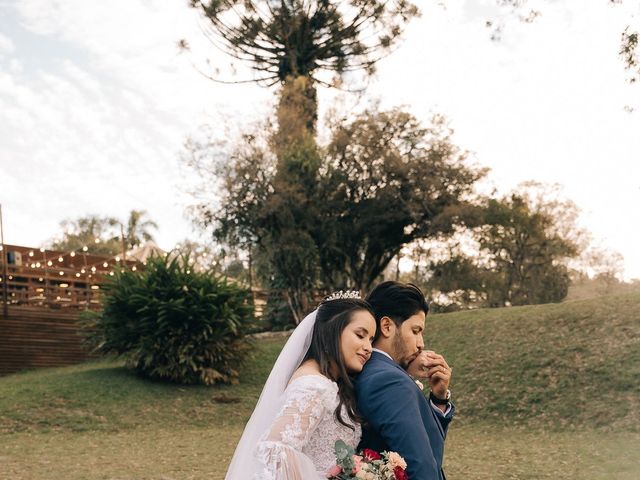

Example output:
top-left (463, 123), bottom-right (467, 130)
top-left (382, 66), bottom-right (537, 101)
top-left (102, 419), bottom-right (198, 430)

top-left (82, 250), bottom-right (89, 310)
top-left (0, 204), bottom-right (8, 318)
top-left (120, 224), bottom-right (126, 267)
top-left (42, 249), bottom-right (49, 305)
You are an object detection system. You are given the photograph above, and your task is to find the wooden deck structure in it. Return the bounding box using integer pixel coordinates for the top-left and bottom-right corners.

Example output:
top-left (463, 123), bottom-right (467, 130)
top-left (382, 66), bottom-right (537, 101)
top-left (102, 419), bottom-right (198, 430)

top-left (0, 244), bottom-right (138, 375)
top-left (0, 243), bottom-right (272, 376)
top-left (0, 306), bottom-right (95, 375)
top-left (0, 244), bottom-right (137, 310)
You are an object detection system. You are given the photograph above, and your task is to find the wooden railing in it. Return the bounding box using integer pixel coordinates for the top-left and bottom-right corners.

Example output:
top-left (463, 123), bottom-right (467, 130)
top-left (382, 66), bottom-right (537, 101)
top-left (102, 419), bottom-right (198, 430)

top-left (0, 244), bottom-right (138, 310)
top-left (1, 263), bottom-right (105, 310)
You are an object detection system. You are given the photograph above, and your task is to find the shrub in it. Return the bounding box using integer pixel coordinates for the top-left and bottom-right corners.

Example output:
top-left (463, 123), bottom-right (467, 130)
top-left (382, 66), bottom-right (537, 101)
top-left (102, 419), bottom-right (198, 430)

top-left (81, 253), bottom-right (254, 384)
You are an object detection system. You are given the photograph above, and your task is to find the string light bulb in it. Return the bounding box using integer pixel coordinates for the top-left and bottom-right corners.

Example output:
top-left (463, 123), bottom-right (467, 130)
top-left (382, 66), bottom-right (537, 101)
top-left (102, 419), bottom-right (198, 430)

top-left (29, 251), bottom-right (34, 257)
top-left (82, 246), bottom-right (88, 252)
top-left (70, 252), bottom-right (76, 257)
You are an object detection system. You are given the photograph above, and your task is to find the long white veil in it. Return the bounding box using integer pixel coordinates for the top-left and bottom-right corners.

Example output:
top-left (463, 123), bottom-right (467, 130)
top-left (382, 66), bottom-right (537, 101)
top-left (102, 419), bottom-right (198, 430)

top-left (225, 309), bottom-right (318, 479)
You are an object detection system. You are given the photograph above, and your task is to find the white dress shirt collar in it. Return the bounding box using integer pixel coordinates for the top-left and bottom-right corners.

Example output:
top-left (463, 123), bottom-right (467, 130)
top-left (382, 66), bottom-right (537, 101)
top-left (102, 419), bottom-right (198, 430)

top-left (372, 347), bottom-right (394, 361)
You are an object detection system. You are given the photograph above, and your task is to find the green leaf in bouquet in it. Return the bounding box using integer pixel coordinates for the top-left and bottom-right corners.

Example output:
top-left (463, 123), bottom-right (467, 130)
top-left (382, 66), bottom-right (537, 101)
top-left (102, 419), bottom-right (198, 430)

top-left (334, 439), bottom-right (355, 471)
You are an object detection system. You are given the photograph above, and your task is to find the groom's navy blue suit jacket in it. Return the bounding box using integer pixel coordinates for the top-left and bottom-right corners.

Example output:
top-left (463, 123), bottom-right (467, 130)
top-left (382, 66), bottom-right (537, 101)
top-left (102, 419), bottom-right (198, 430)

top-left (355, 351), bottom-right (455, 480)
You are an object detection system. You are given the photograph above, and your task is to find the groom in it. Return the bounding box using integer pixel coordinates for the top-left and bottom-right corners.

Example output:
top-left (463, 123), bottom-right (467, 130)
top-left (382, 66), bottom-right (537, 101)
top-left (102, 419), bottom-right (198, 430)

top-left (356, 281), bottom-right (455, 480)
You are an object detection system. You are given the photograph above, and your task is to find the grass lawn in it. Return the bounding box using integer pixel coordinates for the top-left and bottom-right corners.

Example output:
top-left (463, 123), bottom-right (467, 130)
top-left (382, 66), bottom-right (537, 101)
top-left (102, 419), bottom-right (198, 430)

top-left (1, 293), bottom-right (639, 479)
top-left (2, 425), bottom-right (638, 479)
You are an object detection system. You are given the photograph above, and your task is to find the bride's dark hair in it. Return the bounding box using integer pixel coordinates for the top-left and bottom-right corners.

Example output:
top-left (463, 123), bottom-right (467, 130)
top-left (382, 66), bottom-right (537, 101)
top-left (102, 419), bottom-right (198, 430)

top-left (302, 296), bottom-right (374, 430)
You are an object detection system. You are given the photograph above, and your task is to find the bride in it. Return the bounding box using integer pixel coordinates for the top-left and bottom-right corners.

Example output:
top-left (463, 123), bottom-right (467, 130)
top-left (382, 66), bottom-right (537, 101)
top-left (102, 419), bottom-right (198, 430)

top-left (225, 293), bottom-right (376, 479)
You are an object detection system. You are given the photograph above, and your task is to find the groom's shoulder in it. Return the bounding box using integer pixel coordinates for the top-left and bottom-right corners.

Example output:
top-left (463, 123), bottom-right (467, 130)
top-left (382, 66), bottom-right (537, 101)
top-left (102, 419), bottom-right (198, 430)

top-left (357, 356), bottom-right (409, 389)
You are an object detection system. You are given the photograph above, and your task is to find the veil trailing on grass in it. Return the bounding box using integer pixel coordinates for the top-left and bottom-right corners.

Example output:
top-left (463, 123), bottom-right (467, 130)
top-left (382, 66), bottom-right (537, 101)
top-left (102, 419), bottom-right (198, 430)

top-left (225, 309), bottom-right (318, 479)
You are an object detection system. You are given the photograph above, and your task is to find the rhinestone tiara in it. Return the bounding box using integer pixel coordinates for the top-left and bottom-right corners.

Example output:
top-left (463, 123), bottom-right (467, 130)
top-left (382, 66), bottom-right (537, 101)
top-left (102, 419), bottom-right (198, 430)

top-left (324, 290), bottom-right (362, 302)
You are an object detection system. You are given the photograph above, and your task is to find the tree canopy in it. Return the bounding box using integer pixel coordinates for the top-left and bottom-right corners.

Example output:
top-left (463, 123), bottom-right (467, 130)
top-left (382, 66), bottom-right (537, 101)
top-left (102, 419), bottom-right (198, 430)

top-left (188, 107), bottom-right (486, 320)
top-left (187, 0), bottom-right (420, 86)
top-left (48, 211), bottom-right (159, 256)
top-left (49, 215), bottom-right (121, 256)
top-left (422, 183), bottom-right (584, 310)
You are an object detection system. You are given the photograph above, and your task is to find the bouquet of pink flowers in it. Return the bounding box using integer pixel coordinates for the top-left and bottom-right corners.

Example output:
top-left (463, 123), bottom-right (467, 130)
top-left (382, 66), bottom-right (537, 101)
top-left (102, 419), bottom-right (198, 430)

top-left (326, 440), bottom-right (408, 480)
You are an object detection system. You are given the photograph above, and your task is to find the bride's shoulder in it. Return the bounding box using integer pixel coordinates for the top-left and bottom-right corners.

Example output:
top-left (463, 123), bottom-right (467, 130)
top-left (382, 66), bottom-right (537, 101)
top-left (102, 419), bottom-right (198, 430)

top-left (285, 375), bottom-right (338, 406)
top-left (287, 362), bottom-right (335, 391)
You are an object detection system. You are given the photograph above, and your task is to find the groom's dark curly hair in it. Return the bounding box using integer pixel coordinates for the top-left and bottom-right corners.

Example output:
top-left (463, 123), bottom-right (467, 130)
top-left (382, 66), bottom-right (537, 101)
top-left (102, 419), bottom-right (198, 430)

top-left (303, 297), bottom-right (374, 430)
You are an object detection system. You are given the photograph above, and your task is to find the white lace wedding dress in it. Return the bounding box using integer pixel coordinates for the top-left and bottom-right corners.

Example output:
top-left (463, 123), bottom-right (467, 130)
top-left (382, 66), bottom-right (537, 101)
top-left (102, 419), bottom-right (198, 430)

top-left (254, 374), bottom-right (361, 479)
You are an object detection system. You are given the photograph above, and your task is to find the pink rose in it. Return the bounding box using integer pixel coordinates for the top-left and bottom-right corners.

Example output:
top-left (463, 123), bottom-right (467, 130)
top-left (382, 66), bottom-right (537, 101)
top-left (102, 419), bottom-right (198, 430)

top-left (352, 454), bottom-right (363, 474)
top-left (326, 464), bottom-right (342, 478)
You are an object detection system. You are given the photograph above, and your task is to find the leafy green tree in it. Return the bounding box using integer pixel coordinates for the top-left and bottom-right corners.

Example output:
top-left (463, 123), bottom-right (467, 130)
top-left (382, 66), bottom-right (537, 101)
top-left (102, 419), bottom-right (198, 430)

top-left (479, 193), bottom-right (578, 305)
top-left (49, 215), bottom-right (121, 255)
top-left (80, 253), bottom-right (254, 385)
top-left (424, 183), bottom-right (583, 308)
top-left (189, 107), bottom-right (485, 322)
top-left (49, 210), bottom-right (159, 256)
top-left (318, 109), bottom-right (485, 290)
top-left (194, 124), bottom-right (322, 322)
top-left (184, 1), bottom-right (422, 322)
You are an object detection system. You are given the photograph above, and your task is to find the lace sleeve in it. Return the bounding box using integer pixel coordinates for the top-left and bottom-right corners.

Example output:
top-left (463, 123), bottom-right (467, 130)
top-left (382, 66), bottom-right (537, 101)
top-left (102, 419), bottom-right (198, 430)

top-left (254, 376), bottom-right (334, 480)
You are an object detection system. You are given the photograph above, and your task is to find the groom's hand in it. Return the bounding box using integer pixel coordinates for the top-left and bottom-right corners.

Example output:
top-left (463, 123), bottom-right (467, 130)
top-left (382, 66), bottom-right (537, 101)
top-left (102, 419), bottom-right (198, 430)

top-left (407, 350), bottom-right (452, 399)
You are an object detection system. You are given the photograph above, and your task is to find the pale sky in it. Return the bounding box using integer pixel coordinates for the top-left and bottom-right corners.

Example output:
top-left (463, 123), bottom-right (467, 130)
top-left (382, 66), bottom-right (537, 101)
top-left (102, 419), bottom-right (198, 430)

top-left (1, 0), bottom-right (639, 279)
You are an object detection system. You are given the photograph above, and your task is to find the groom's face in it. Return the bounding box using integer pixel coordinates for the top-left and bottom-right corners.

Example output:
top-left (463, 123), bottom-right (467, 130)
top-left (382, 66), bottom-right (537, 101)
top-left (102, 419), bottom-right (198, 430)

top-left (392, 311), bottom-right (426, 368)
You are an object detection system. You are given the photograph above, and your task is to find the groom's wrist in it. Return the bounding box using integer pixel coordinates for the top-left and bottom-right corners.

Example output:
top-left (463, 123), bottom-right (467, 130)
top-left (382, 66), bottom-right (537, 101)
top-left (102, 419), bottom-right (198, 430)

top-left (429, 389), bottom-right (451, 405)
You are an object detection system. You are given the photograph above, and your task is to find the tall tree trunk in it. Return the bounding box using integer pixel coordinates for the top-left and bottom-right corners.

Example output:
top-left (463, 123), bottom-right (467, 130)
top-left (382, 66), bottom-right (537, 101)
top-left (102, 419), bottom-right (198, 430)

top-left (273, 75), bottom-right (318, 162)
top-left (270, 75), bottom-right (321, 323)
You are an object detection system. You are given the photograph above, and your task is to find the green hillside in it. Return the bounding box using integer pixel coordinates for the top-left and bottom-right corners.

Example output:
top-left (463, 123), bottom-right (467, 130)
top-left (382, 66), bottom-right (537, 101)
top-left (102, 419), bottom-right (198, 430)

top-left (426, 292), bottom-right (640, 431)
top-left (1, 293), bottom-right (639, 479)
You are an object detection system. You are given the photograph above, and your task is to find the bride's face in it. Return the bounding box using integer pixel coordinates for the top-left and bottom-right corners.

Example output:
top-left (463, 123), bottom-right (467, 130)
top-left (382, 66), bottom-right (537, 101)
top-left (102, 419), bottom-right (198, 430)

top-left (340, 310), bottom-right (376, 373)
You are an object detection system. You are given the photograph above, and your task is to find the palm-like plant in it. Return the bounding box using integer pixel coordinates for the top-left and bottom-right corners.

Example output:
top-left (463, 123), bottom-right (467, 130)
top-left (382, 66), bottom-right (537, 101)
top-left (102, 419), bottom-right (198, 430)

top-left (125, 210), bottom-right (159, 249)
